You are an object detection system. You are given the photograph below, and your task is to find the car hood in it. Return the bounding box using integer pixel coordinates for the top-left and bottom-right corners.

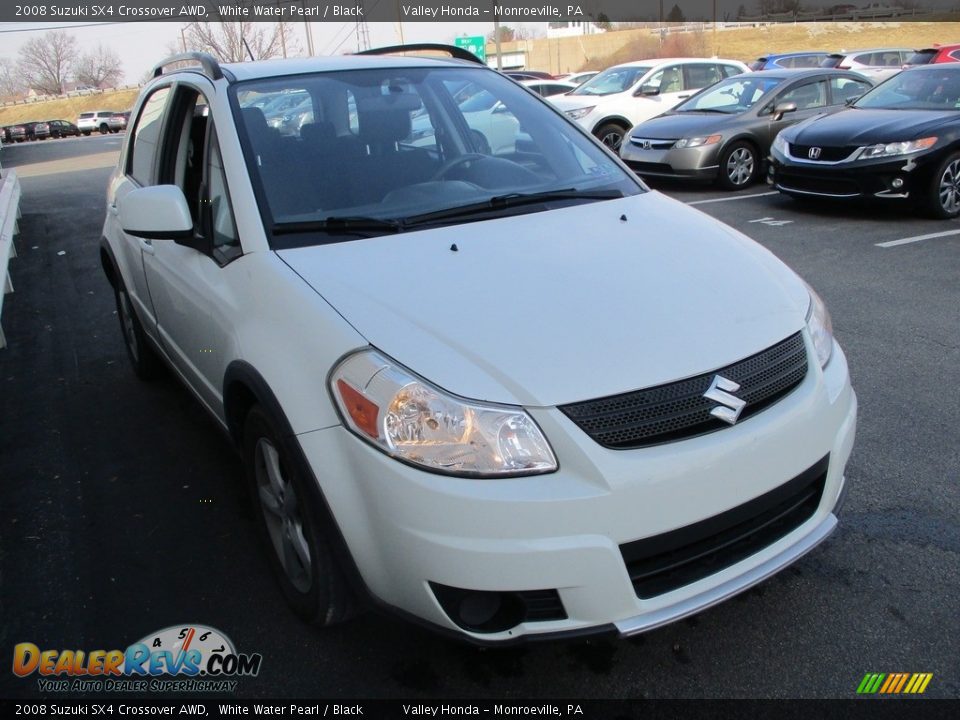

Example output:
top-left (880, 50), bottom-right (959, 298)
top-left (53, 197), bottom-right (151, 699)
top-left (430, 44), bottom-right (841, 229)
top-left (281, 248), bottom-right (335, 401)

top-left (278, 193), bottom-right (809, 408)
top-left (630, 111), bottom-right (744, 138)
top-left (787, 107), bottom-right (958, 144)
top-left (549, 93), bottom-right (619, 112)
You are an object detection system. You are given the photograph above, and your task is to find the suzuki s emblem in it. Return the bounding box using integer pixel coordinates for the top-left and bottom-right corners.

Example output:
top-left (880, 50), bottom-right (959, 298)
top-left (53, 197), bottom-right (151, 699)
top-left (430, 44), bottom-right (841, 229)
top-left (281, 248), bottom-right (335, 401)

top-left (704, 375), bottom-right (747, 425)
top-left (808, 146), bottom-right (822, 160)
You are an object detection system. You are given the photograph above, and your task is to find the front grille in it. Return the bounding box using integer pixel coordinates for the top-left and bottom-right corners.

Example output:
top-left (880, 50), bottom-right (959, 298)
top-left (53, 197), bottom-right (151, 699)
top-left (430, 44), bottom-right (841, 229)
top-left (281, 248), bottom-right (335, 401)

top-left (620, 455), bottom-right (829, 598)
top-left (559, 332), bottom-right (808, 449)
top-left (629, 137), bottom-right (677, 150)
top-left (789, 143), bottom-right (859, 162)
top-left (778, 173), bottom-right (861, 196)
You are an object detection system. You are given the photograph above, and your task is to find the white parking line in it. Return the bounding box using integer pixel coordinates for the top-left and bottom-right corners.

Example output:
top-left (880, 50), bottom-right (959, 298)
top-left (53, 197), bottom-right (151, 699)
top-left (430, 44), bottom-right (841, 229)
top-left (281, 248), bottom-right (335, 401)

top-left (876, 229), bottom-right (960, 248)
top-left (687, 191), bottom-right (779, 206)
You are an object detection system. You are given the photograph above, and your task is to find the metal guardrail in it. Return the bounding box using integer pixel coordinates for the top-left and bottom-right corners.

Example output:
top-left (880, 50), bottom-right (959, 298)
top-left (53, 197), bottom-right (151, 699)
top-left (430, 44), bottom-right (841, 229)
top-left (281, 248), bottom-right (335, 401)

top-left (0, 165), bottom-right (22, 349)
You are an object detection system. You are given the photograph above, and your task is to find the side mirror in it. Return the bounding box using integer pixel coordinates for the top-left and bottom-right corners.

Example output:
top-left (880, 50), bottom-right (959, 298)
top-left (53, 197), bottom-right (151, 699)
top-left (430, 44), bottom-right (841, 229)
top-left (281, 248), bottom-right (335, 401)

top-left (772, 102), bottom-right (798, 121)
top-left (844, 95), bottom-right (862, 106)
top-left (637, 83), bottom-right (660, 97)
top-left (120, 185), bottom-right (193, 240)
top-left (492, 102), bottom-right (509, 114)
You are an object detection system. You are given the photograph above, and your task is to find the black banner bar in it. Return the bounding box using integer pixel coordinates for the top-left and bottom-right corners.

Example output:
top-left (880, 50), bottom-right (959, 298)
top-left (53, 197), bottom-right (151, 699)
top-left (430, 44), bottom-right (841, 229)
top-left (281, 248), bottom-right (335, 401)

top-left (1, 699), bottom-right (959, 720)
top-left (1, 1), bottom-right (958, 24)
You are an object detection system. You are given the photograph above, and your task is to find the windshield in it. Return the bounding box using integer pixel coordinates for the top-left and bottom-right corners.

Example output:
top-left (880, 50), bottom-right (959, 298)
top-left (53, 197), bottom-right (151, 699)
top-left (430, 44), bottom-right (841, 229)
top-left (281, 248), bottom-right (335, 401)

top-left (571, 66), bottom-right (651, 96)
top-left (675, 76), bottom-right (784, 113)
top-left (854, 69), bottom-right (960, 110)
top-left (232, 66), bottom-right (641, 247)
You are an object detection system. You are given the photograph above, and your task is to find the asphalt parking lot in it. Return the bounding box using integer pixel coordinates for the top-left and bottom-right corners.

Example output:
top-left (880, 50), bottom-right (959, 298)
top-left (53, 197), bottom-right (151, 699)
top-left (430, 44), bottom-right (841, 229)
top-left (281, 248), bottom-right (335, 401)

top-left (0, 134), bottom-right (957, 699)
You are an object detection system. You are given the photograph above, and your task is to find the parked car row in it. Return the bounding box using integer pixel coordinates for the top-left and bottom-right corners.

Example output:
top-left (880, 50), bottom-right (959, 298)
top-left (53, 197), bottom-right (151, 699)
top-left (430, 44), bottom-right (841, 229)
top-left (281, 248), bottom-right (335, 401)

top-left (1, 119), bottom-right (80, 142)
top-left (1, 109), bottom-right (134, 143)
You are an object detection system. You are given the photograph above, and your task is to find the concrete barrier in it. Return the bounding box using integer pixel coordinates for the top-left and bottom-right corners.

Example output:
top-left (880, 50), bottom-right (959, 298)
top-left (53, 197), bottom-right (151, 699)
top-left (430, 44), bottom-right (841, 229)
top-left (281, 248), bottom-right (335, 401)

top-left (0, 166), bottom-right (22, 349)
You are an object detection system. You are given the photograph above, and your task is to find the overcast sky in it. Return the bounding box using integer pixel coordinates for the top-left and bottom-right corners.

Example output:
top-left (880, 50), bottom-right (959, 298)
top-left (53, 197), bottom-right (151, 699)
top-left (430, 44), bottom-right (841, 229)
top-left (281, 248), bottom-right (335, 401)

top-left (0, 21), bottom-right (541, 85)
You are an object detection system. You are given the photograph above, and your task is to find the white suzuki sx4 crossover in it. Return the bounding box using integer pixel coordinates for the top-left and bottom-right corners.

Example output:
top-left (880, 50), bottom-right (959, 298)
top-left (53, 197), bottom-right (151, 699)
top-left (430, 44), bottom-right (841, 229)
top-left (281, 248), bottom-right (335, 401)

top-left (100, 48), bottom-right (857, 643)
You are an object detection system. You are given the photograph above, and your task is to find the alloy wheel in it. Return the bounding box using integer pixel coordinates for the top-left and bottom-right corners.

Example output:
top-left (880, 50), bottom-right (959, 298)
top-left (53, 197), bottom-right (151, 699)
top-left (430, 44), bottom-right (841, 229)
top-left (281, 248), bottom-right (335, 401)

top-left (726, 147), bottom-right (755, 186)
top-left (938, 159), bottom-right (960, 215)
top-left (254, 438), bottom-right (313, 593)
top-left (117, 289), bottom-right (139, 362)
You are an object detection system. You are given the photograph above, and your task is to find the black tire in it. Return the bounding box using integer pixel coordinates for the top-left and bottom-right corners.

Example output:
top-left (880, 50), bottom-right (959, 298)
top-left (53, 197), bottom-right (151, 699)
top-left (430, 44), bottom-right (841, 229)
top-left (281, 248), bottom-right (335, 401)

top-left (717, 141), bottom-right (759, 190)
top-left (99, 124), bottom-right (109, 135)
top-left (594, 122), bottom-right (627, 152)
top-left (113, 278), bottom-right (164, 380)
top-left (243, 405), bottom-right (357, 626)
top-left (82, 131), bottom-right (91, 136)
top-left (922, 151), bottom-right (960, 219)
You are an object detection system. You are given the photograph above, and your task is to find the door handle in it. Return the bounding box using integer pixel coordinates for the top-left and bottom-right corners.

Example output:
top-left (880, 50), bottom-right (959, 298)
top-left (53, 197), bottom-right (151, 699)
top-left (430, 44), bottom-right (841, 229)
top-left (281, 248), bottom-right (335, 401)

top-left (138, 238), bottom-right (155, 256)
top-left (678, 94), bottom-right (691, 99)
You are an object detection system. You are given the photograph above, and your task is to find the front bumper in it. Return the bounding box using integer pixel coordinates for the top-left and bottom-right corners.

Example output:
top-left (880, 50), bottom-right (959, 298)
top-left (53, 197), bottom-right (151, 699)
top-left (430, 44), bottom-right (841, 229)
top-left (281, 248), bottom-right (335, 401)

top-left (620, 139), bottom-right (721, 180)
top-left (770, 146), bottom-right (938, 199)
top-left (297, 334), bottom-right (857, 643)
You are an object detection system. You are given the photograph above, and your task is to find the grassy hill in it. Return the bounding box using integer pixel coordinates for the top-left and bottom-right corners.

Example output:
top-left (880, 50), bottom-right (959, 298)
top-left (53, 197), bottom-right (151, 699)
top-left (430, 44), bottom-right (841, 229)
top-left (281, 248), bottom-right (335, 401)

top-left (0, 89), bottom-right (139, 127)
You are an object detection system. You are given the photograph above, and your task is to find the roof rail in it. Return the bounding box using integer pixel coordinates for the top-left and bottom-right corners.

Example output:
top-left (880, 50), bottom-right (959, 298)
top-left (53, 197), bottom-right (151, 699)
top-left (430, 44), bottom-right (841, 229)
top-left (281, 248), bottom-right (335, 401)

top-left (152, 52), bottom-right (224, 81)
top-left (354, 43), bottom-right (485, 66)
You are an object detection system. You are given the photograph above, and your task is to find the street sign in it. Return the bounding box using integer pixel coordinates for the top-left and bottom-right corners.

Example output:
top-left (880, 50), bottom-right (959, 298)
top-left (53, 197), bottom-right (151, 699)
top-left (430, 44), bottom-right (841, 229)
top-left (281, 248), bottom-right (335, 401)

top-left (454, 35), bottom-right (486, 63)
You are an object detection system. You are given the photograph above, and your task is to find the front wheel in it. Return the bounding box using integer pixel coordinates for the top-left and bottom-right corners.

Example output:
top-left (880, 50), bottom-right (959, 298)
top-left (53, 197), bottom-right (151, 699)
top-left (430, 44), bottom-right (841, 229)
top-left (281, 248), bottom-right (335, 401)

top-left (113, 279), bottom-right (164, 380)
top-left (923, 152), bottom-right (960, 219)
top-left (595, 123), bottom-right (626, 152)
top-left (717, 141), bottom-right (758, 190)
top-left (243, 405), bottom-right (357, 626)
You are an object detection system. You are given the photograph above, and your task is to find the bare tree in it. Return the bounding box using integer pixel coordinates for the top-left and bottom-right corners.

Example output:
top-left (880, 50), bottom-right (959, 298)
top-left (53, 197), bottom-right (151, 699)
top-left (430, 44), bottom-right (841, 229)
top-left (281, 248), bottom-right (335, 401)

top-left (184, 22), bottom-right (294, 63)
top-left (17, 30), bottom-right (78, 96)
top-left (0, 57), bottom-right (26, 100)
top-left (74, 44), bottom-right (124, 89)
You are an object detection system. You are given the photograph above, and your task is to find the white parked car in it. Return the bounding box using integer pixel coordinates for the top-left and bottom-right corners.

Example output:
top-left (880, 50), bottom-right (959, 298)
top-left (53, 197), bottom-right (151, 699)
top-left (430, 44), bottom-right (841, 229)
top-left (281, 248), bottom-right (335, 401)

top-left (101, 48), bottom-right (857, 643)
top-left (820, 47), bottom-right (912, 83)
top-left (550, 58), bottom-right (749, 150)
top-left (77, 110), bottom-right (115, 136)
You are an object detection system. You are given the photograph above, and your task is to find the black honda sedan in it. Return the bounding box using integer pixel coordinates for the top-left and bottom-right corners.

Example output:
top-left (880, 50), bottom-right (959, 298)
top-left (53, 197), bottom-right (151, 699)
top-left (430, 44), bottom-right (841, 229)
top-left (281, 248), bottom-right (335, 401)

top-left (770, 64), bottom-right (960, 218)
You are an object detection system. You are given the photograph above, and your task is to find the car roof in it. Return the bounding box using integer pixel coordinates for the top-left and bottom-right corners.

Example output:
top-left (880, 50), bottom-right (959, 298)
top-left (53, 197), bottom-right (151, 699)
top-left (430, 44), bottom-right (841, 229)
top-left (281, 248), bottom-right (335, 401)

top-left (916, 43), bottom-right (960, 52)
top-left (608, 57), bottom-right (743, 69)
top-left (829, 47), bottom-right (912, 56)
top-left (758, 51), bottom-right (829, 59)
top-left (220, 54), bottom-right (480, 82)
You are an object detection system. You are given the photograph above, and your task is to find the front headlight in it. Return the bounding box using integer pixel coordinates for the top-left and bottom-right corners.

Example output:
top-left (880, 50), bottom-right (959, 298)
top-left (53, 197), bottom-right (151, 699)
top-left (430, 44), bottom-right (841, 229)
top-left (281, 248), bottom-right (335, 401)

top-left (565, 106), bottom-right (595, 121)
top-left (330, 350), bottom-right (558, 477)
top-left (674, 134), bottom-right (722, 149)
top-left (860, 136), bottom-right (937, 159)
top-left (772, 132), bottom-right (787, 154)
top-left (805, 283), bottom-right (834, 368)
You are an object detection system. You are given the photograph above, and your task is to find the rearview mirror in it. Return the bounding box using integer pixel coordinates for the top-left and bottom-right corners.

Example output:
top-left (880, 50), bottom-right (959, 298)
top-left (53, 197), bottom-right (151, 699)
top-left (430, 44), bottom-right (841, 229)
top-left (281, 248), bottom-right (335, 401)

top-left (772, 102), bottom-right (798, 121)
top-left (120, 185), bottom-right (193, 240)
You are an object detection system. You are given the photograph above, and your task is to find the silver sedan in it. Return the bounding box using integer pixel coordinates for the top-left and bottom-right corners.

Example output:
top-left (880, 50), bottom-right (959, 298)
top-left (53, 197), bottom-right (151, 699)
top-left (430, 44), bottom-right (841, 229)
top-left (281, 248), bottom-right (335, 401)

top-left (620, 69), bottom-right (873, 190)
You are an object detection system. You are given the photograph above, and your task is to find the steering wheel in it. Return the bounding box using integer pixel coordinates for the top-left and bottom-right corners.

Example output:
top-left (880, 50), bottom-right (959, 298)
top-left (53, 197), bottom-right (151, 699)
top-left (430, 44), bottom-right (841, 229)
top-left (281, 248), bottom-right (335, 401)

top-left (431, 153), bottom-right (487, 181)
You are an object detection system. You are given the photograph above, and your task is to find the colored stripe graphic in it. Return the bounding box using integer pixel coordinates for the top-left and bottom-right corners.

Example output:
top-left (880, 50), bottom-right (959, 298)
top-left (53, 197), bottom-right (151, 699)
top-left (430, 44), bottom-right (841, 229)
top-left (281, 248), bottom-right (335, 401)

top-left (857, 673), bottom-right (885, 694)
top-left (857, 673), bottom-right (932, 694)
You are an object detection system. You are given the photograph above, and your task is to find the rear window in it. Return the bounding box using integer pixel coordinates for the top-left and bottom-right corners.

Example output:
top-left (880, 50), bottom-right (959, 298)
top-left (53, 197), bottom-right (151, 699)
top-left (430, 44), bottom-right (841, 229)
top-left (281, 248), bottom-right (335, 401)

top-left (906, 50), bottom-right (938, 65)
top-left (79, 113), bottom-right (94, 119)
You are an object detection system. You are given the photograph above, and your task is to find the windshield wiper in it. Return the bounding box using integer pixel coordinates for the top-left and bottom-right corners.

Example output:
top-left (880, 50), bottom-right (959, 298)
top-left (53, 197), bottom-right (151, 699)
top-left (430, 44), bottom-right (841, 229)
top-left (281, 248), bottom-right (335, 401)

top-left (678, 107), bottom-right (734, 114)
top-left (273, 216), bottom-right (404, 236)
top-left (404, 188), bottom-right (624, 228)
